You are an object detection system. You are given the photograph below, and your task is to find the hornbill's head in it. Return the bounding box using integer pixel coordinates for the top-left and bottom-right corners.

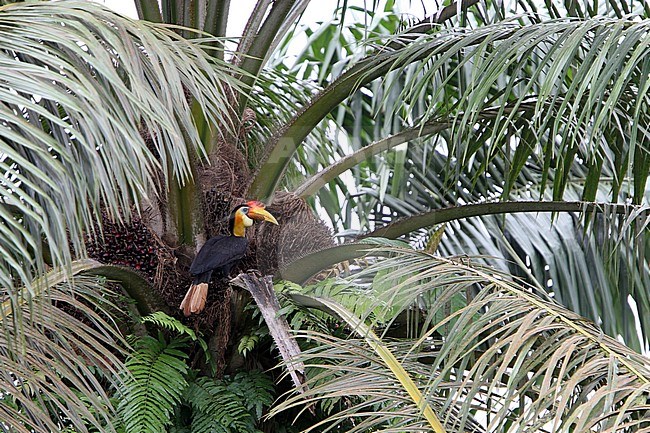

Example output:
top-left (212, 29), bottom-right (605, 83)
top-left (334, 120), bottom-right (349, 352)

top-left (230, 201), bottom-right (278, 237)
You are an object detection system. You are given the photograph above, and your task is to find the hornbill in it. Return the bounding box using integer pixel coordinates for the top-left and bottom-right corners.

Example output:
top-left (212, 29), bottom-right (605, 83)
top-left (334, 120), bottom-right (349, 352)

top-left (180, 201), bottom-right (278, 316)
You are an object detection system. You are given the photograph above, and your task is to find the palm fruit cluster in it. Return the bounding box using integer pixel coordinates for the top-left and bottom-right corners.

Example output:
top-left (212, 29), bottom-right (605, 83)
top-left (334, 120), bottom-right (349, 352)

top-left (85, 212), bottom-right (158, 280)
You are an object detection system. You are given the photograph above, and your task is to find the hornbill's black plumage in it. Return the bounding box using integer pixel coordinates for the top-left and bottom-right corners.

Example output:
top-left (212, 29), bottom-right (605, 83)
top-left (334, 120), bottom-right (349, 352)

top-left (180, 201), bottom-right (278, 316)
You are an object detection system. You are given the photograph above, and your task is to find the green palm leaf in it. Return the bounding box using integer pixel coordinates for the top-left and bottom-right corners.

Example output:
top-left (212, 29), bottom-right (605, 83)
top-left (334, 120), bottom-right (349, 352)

top-left (274, 248), bottom-right (650, 432)
top-left (0, 0), bottom-right (240, 289)
top-left (0, 269), bottom-right (127, 433)
top-left (305, 296), bottom-right (447, 433)
top-left (250, 16), bottom-right (650, 202)
top-left (0, 1), bottom-right (244, 431)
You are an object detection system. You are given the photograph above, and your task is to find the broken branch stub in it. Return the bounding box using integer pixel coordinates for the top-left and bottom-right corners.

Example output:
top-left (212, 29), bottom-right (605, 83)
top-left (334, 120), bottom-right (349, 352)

top-left (231, 272), bottom-right (308, 392)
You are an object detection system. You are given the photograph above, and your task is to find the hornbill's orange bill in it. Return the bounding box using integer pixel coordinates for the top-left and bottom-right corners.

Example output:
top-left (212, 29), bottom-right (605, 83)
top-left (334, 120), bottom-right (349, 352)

top-left (246, 201), bottom-right (278, 225)
top-left (180, 201), bottom-right (278, 316)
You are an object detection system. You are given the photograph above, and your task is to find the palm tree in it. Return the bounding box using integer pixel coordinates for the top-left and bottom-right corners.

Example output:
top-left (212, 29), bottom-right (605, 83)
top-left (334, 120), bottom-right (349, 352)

top-left (0, 0), bottom-right (649, 432)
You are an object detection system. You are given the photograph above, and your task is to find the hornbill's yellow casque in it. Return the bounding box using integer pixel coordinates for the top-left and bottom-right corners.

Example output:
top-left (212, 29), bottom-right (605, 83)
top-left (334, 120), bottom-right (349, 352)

top-left (180, 201), bottom-right (278, 316)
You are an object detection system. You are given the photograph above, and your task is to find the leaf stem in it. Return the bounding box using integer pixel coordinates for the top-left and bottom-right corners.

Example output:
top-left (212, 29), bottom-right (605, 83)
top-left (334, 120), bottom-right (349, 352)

top-left (364, 201), bottom-right (642, 239)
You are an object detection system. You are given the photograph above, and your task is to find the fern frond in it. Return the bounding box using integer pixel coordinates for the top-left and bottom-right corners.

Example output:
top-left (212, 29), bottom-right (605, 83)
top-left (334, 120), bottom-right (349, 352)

top-left (117, 336), bottom-right (189, 433)
top-left (184, 377), bottom-right (256, 433)
top-left (141, 311), bottom-right (214, 372)
top-left (184, 372), bottom-right (274, 433)
top-left (227, 371), bottom-right (274, 421)
top-left (237, 335), bottom-right (260, 356)
top-left (141, 312), bottom-right (199, 339)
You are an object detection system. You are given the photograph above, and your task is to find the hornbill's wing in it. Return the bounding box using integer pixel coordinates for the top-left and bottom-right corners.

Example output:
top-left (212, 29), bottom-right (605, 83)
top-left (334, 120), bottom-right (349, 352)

top-left (189, 235), bottom-right (249, 276)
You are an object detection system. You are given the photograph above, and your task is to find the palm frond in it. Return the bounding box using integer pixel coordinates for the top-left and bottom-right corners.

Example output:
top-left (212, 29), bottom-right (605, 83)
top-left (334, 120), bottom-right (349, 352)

top-left (299, 295), bottom-right (447, 433)
top-left (378, 17), bottom-right (650, 202)
top-left (0, 0), bottom-right (240, 289)
top-left (356, 154), bottom-right (650, 348)
top-left (273, 248), bottom-right (650, 433)
top-left (0, 270), bottom-right (127, 433)
top-left (363, 201), bottom-right (644, 239)
top-left (252, 14), bottom-right (650, 204)
top-left (432, 204), bottom-right (650, 352)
